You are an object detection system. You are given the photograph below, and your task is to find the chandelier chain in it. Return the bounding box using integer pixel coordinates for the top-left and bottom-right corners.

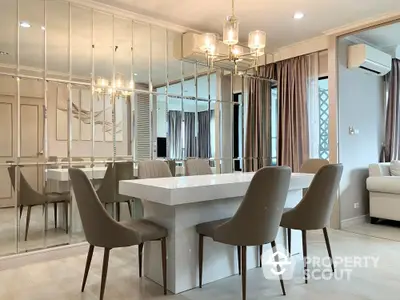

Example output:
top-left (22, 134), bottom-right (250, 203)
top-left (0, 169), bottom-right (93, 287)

top-left (232, 0), bottom-right (235, 17)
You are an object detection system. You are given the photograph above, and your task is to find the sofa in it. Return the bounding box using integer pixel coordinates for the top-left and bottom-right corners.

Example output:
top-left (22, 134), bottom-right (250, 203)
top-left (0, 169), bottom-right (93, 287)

top-left (367, 162), bottom-right (400, 223)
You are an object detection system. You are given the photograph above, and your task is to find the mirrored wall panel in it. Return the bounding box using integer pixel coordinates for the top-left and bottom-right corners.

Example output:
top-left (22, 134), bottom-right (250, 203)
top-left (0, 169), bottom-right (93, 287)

top-left (0, 0), bottom-right (271, 257)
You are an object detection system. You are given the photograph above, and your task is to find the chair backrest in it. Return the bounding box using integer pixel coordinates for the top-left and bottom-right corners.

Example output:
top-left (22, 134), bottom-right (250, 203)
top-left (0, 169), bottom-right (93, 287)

top-left (138, 160), bottom-right (172, 179)
top-left (166, 160), bottom-right (176, 177)
top-left (69, 168), bottom-right (141, 247)
top-left (214, 166), bottom-right (292, 246)
top-left (286, 164), bottom-right (343, 230)
top-left (300, 159), bottom-right (329, 174)
top-left (7, 166), bottom-right (46, 206)
top-left (185, 159), bottom-right (212, 176)
top-left (96, 163), bottom-right (116, 203)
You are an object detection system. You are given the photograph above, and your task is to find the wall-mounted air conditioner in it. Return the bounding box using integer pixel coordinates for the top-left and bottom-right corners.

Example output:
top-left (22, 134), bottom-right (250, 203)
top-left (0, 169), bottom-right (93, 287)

top-left (348, 44), bottom-right (392, 76)
top-left (173, 32), bottom-right (256, 71)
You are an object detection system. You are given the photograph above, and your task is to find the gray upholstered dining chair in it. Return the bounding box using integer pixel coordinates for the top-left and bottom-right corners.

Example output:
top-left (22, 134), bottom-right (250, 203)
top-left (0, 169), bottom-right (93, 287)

top-left (136, 160), bottom-right (171, 277)
top-left (185, 158), bottom-right (212, 176)
top-left (96, 162), bottom-right (135, 221)
top-left (196, 166), bottom-right (292, 300)
top-left (8, 166), bottom-right (70, 241)
top-left (281, 164), bottom-right (343, 284)
top-left (69, 168), bottom-right (168, 300)
top-left (138, 160), bottom-right (172, 179)
top-left (300, 158), bottom-right (329, 174)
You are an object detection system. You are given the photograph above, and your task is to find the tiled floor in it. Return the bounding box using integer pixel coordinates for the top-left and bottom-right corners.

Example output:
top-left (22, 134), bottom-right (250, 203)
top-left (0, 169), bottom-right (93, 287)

top-left (1, 229), bottom-right (399, 300)
top-left (343, 220), bottom-right (400, 242)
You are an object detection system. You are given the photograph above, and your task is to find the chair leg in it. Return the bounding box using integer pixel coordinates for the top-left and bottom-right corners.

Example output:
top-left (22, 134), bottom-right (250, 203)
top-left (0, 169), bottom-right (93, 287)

top-left (116, 202), bottom-right (121, 221)
top-left (64, 201), bottom-right (69, 234)
top-left (19, 205), bottom-right (23, 219)
top-left (287, 228), bottom-right (291, 256)
top-left (81, 245), bottom-right (94, 292)
top-left (302, 230), bottom-right (308, 284)
top-left (198, 234), bottom-right (204, 288)
top-left (138, 243), bottom-right (144, 278)
top-left (271, 240), bottom-right (286, 296)
top-left (241, 246), bottom-right (247, 300)
top-left (323, 227), bottom-right (334, 272)
top-left (25, 206), bottom-right (32, 241)
top-left (127, 200), bottom-right (133, 218)
top-left (161, 237), bottom-right (167, 295)
top-left (100, 248), bottom-right (110, 300)
top-left (237, 246), bottom-right (241, 275)
top-left (259, 244), bottom-right (263, 267)
top-left (54, 203), bottom-right (57, 228)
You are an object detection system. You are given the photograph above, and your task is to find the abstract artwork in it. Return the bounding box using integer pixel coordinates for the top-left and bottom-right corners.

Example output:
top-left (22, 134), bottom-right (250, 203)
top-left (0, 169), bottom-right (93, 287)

top-left (56, 86), bottom-right (123, 142)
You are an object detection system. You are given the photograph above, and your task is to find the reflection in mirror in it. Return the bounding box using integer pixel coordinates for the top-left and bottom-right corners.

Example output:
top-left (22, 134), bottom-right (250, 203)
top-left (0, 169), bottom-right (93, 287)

top-left (167, 30), bottom-right (182, 89)
top-left (114, 17), bottom-right (132, 87)
top-left (152, 26), bottom-right (167, 89)
top-left (166, 95), bottom-right (183, 160)
top-left (0, 0), bottom-right (17, 73)
top-left (94, 11), bottom-right (113, 83)
top-left (133, 22), bottom-right (150, 91)
top-left (19, 0), bottom-right (44, 76)
top-left (71, 4), bottom-right (92, 80)
top-left (46, 0), bottom-right (69, 79)
top-left (155, 94), bottom-right (167, 159)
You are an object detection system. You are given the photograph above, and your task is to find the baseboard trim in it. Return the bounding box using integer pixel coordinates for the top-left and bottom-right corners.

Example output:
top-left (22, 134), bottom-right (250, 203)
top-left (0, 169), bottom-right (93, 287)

top-left (0, 242), bottom-right (88, 271)
top-left (341, 214), bottom-right (369, 228)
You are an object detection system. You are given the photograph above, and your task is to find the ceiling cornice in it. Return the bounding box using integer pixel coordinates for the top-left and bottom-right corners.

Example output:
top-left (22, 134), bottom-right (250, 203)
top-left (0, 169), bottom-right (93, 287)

top-left (66, 0), bottom-right (201, 34)
top-left (323, 11), bottom-right (400, 37)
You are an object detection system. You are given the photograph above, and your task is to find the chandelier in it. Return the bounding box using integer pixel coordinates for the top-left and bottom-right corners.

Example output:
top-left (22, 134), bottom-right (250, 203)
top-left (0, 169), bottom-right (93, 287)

top-left (200, 0), bottom-right (266, 74)
top-left (95, 74), bottom-right (133, 103)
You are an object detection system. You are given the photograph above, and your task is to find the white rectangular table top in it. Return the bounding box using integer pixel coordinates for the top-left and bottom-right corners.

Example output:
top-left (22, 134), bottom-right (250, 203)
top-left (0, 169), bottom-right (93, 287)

top-left (46, 167), bottom-right (108, 181)
top-left (119, 172), bottom-right (314, 206)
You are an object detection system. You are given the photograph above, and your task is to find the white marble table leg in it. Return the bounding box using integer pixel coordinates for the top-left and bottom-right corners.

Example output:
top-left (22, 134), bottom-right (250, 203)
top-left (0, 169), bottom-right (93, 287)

top-left (142, 189), bottom-right (303, 294)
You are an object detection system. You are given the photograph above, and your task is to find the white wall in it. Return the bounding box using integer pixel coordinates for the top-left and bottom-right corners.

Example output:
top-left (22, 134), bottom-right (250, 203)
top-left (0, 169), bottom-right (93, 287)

top-left (337, 38), bottom-right (385, 224)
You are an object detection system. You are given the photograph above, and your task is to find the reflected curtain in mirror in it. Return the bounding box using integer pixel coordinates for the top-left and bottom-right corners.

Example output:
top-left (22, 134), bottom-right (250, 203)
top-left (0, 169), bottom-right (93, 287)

top-left (168, 111), bottom-right (182, 159)
top-left (184, 112), bottom-right (196, 157)
top-left (198, 110), bottom-right (212, 158)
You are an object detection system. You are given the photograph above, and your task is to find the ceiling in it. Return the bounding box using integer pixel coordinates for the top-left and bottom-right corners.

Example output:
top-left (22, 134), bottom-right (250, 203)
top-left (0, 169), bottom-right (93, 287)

top-left (352, 22), bottom-right (400, 52)
top-left (93, 0), bottom-right (400, 51)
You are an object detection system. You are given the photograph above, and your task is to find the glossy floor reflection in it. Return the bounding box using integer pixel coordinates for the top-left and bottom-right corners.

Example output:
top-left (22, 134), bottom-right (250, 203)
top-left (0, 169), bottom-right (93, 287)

top-left (343, 219), bottom-right (400, 242)
top-left (0, 229), bottom-right (399, 299)
top-left (0, 206), bottom-right (85, 256)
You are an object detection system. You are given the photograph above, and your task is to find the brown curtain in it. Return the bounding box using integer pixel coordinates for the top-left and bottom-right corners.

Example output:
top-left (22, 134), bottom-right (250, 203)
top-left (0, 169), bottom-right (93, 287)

top-left (244, 64), bottom-right (275, 171)
top-left (384, 58), bottom-right (400, 161)
top-left (276, 56), bottom-right (310, 171)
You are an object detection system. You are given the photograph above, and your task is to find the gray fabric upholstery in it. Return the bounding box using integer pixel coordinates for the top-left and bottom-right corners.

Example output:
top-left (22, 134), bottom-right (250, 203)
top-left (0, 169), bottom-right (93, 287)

top-left (138, 160), bottom-right (172, 179)
top-left (196, 218), bottom-right (230, 238)
top-left (69, 168), bottom-right (167, 248)
top-left (8, 166), bottom-right (68, 206)
top-left (196, 166), bottom-right (292, 246)
top-left (96, 164), bottom-right (116, 204)
top-left (281, 164), bottom-right (343, 230)
top-left (300, 159), bottom-right (329, 174)
top-left (185, 159), bottom-right (212, 176)
top-left (115, 162), bottom-right (137, 203)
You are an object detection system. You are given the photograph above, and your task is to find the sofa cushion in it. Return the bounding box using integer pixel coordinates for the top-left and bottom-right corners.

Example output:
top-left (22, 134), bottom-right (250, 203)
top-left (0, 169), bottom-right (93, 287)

top-left (390, 161), bottom-right (400, 176)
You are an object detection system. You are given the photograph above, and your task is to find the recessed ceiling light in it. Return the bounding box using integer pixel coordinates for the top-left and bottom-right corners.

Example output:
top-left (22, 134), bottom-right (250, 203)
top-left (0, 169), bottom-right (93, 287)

top-left (293, 12), bottom-right (304, 19)
top-left (134, 73), bottom-right (138, 76)
top-left (41, 26), bottom-right (46, 31)
top-left (20, 21), bottom-right (31, 28)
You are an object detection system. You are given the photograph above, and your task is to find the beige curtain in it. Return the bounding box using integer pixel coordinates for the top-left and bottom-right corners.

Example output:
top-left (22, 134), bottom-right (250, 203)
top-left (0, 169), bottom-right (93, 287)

top-left (277, 55), bottom-right (310, 171)
top-left (384, 58), bottom-right (400, 161)
top-left (244, 65), bottom-right (275, 172)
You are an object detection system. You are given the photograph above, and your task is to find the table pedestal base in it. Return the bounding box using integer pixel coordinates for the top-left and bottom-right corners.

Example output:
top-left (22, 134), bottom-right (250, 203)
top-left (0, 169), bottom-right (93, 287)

top-left (142, 189), bottom-right (303, 294)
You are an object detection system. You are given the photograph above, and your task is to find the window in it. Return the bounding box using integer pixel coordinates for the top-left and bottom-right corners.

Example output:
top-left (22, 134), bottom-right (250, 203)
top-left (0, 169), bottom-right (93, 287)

top-left (318, 78), bottom-right (329, 159)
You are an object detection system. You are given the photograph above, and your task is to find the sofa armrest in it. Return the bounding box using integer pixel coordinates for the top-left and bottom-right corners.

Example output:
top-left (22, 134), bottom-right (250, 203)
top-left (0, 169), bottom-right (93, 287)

top-left (367, 176), bottom-right (400, 194)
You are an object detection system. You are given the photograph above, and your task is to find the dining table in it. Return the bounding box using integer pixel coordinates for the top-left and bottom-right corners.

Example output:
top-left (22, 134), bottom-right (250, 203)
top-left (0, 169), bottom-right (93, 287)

top-left (119, 172), bottom-right (314, 294)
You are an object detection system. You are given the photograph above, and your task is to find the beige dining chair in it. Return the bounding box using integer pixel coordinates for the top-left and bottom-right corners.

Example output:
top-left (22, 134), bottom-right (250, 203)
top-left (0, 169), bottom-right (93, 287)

top-left (137, 160), bottom-right (171, 276)
top-left (69, 168), bottom-right (168, 300)
top-left (196, 166), bottom-right (292, 300)
top-left (8, 166), bottom-right (70, 240)
top-left (281, 164), bottom-right (343, 284)
top-left (96, 162), bottom-right (136, 221)
top-left (185, 159), bottom-right (212, 176)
